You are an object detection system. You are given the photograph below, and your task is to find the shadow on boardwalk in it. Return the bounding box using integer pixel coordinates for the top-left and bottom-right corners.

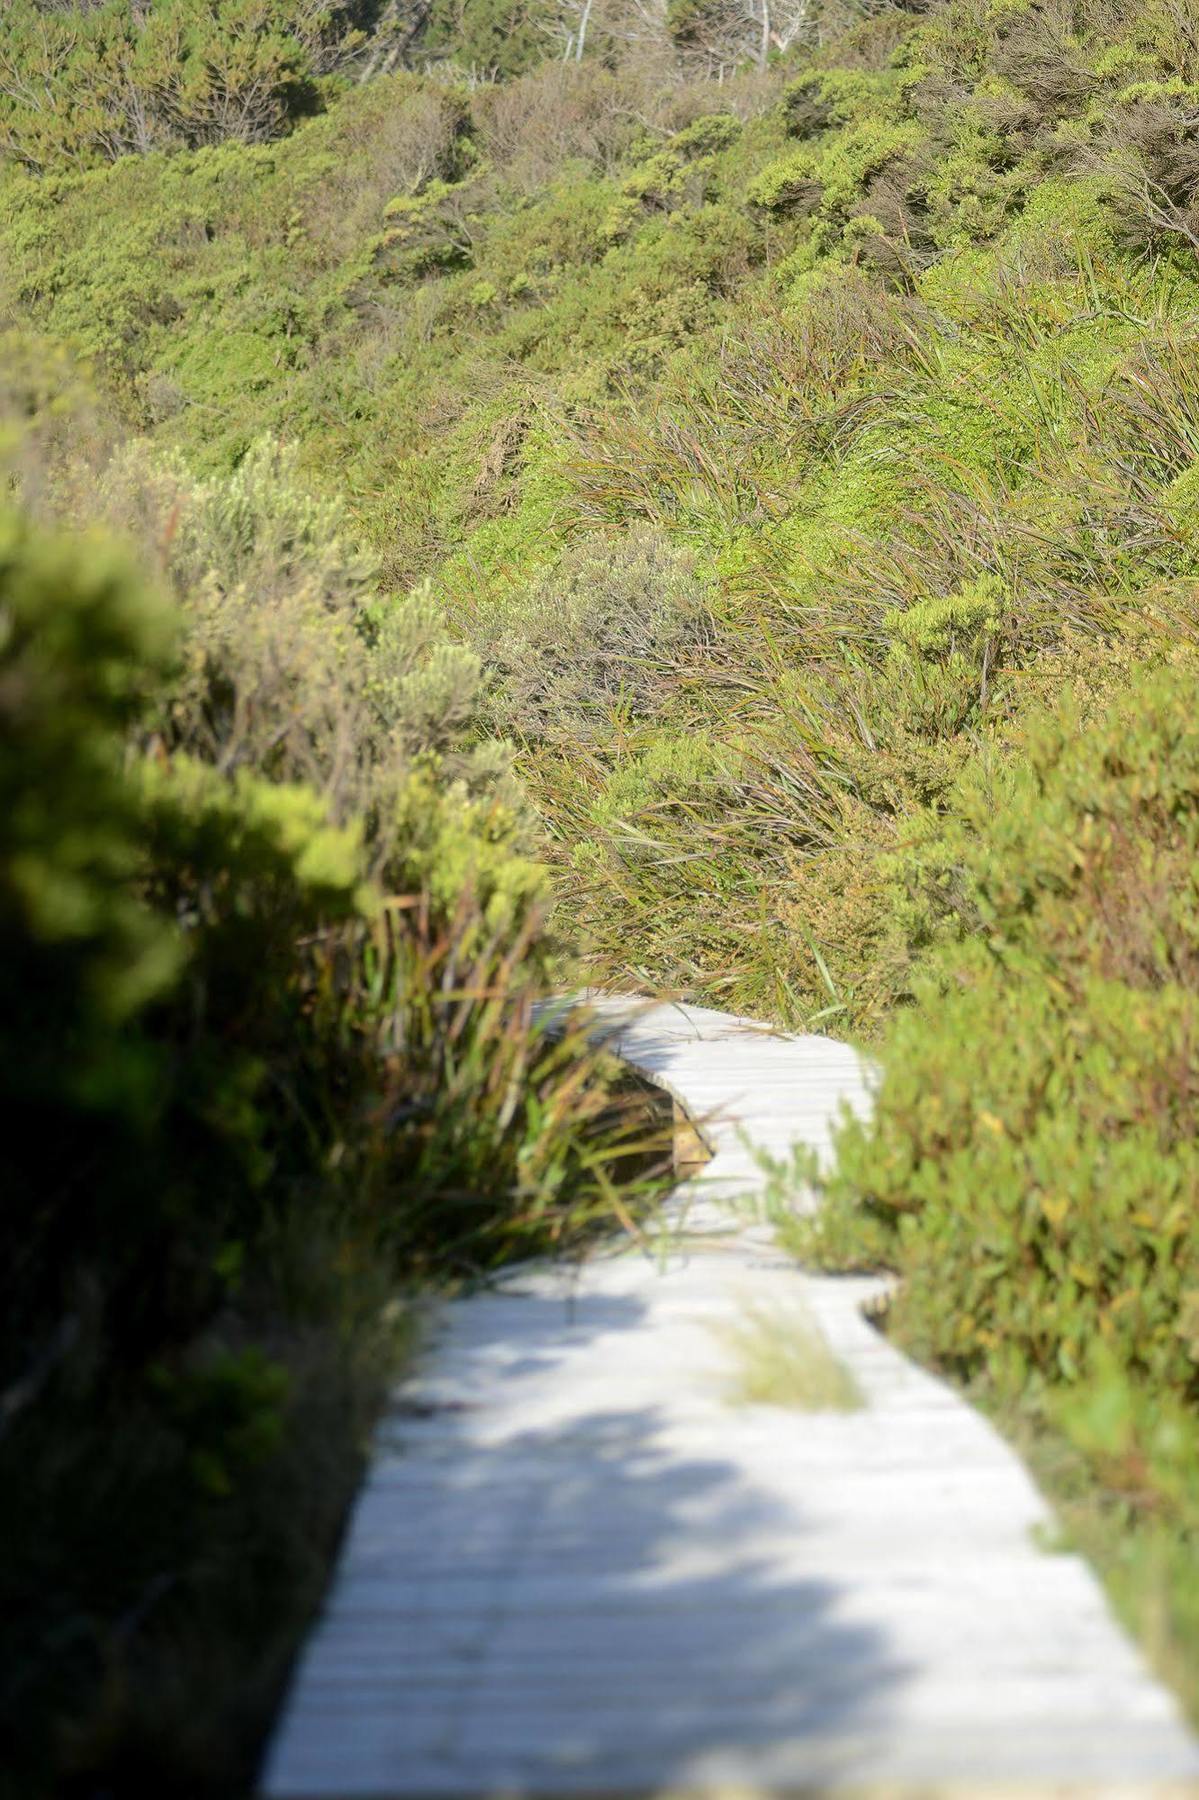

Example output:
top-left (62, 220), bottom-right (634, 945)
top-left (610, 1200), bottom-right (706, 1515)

top-left (263, 1280), bottom-right (908, 1795)
top-left (263, 998), bottom-right (1199, 1795)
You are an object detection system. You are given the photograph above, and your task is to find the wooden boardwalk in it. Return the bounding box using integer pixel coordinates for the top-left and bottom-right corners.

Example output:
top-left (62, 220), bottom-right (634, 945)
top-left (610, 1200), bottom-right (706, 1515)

top-left (261, 999), bottom-right (1199, 1796)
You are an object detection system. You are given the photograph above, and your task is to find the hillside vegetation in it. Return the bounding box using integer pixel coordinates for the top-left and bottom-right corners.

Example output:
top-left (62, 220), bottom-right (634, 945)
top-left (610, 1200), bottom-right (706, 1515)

top-left (7, 0), bottom-right (1199, 1023)
top-left (5, 0), bottom-right (1199, 1783)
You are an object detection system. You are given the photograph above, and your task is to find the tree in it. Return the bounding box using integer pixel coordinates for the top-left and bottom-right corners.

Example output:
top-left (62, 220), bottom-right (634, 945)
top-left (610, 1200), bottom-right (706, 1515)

top-left (665, 0), bottom-right (811, 72)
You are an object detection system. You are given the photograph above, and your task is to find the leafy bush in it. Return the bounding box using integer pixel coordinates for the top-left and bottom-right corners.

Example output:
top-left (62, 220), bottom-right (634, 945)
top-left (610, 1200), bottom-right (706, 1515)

top-left (418, 0), bottom-right (555, 78)
top-left (781, 660), bottom-right (1199, 1536)
top-left (99, 435), bottom-right (520, 871)
top-left (0, 501), bottom-right (669, 1794)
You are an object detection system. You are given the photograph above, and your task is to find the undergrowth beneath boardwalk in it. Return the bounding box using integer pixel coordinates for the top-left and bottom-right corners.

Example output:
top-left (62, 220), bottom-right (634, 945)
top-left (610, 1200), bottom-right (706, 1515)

top-left (6, 0), bottom-right (1199, 1777)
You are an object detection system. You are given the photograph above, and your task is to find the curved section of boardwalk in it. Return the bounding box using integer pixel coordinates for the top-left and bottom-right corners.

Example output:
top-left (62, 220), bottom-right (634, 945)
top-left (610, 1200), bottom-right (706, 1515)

top-left (261, 999), bottom-right (1199, 1796)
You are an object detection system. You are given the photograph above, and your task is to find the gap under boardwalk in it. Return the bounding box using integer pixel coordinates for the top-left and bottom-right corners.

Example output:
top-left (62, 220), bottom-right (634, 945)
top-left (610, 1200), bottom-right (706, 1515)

top-left (260, 1000), bottom-right (1199, 1797)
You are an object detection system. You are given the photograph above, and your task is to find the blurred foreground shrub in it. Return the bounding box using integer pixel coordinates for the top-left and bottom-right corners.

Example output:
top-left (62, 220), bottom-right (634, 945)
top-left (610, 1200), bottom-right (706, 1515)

top-left (0, 507), bottom-right (668, 1794)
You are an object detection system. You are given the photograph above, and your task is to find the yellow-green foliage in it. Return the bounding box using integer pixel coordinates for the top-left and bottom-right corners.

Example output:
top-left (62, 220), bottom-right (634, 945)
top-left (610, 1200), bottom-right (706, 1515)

top-left (93, 433), bottom-right (541, 914)
top-left (8, 0), bottom-right (1199, 1027)
top-left (0, 0), bottom-right (367, 171)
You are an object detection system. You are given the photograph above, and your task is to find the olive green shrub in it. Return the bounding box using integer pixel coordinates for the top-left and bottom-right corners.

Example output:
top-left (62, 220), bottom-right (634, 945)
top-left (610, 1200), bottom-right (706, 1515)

top-left (0, 0), bottom-right (373, 171)
top-left (784, 663), bottom-right (1199, 1517)
top-left (96, 436), bottom-right (534, 901)
top-left (478, 526), bottom-right (718, 742)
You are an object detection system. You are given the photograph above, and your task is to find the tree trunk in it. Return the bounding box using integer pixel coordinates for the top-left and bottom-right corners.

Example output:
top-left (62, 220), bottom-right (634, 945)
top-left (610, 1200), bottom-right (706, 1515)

top-left (576, 0), bottom-right (595, 61)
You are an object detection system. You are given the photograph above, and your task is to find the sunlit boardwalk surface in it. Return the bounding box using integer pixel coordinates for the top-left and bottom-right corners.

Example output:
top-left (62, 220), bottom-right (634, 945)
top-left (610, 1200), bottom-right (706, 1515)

top-left (261, 1000), bottom-right (1199, 1796)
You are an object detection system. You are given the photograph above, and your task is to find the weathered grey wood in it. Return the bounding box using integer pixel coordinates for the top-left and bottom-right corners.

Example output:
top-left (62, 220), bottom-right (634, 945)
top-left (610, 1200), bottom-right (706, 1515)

top-left (260, 998), bottom-right (1199, 1797)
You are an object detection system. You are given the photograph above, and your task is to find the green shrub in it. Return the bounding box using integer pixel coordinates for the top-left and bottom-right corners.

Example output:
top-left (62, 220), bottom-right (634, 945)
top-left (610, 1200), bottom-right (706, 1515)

top-left (782, 662), bottom-right (1199, 1510)
top-left (0, 0), bottom-right (375, 172)
top-left (477, 526), bottom-right (717, 741)
top-left (418, 0), bottom-right (554, 79)
top-left (93, 436), bottom-right (537, 902)
top-left (0, 503), bottom-right (669, 1794)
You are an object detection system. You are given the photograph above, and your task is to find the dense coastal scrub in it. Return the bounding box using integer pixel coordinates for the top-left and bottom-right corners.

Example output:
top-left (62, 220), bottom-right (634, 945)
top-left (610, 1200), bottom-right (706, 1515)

top-left (8, 0), bottom-right (1199, 1026)
top-left (6, 0), bottom-right (1199, 1779)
